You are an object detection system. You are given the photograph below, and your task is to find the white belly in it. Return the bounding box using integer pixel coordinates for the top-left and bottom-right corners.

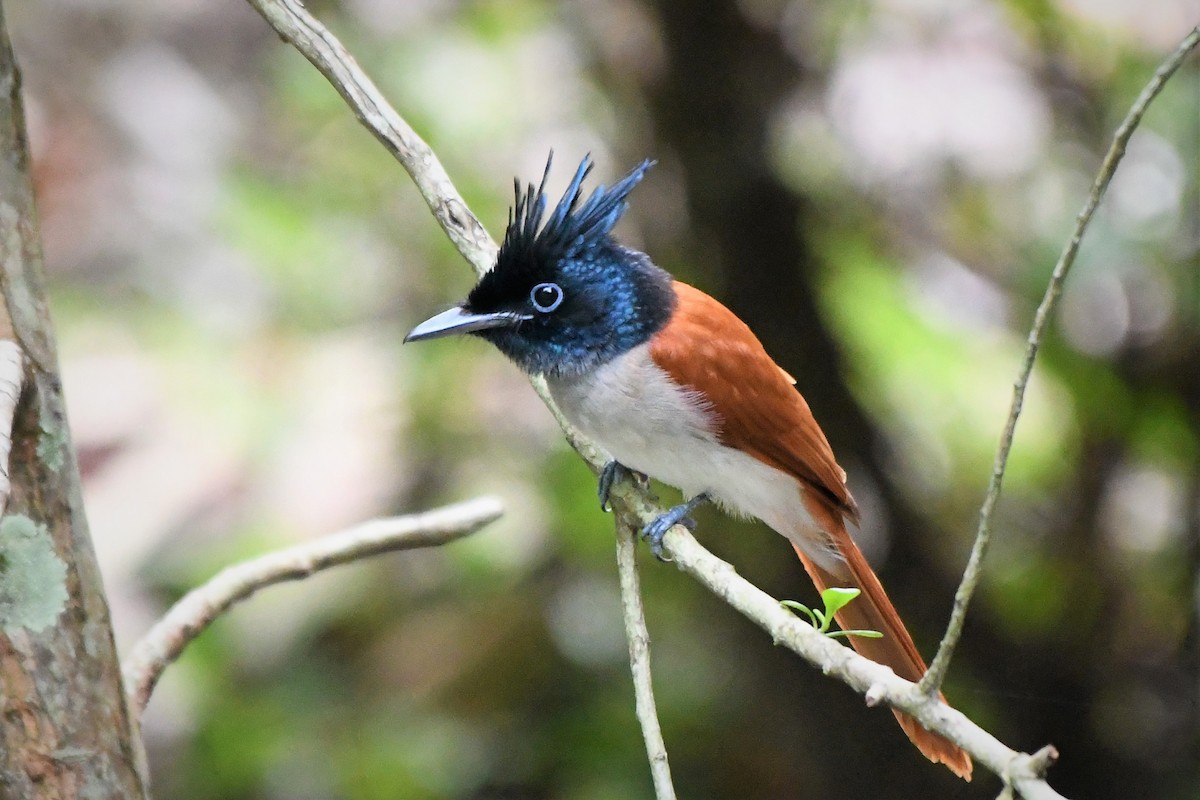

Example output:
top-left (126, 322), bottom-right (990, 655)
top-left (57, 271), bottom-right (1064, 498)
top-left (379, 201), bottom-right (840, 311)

top-left (547, 345), bottom-right (825, 559)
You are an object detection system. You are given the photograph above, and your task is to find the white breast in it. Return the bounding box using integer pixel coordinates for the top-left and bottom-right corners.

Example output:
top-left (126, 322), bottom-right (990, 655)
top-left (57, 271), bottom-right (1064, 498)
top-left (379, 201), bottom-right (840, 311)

top-left (547, 344), bottom-right (825, 559)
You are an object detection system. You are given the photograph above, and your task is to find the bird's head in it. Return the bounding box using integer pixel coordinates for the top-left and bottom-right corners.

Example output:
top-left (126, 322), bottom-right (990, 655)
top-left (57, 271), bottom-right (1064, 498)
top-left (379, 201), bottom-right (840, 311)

top-left (405, 154), bottom-right (676, 378)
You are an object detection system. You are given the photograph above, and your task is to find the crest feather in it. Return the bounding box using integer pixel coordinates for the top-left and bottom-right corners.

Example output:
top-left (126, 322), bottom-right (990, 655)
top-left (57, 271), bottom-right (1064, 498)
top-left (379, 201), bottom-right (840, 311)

top-left (497, 153), bottom-right (654, 278)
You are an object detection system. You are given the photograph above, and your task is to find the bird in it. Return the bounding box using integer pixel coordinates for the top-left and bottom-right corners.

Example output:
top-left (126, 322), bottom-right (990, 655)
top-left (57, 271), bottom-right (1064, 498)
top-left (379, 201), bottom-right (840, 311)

top-left (405, 153), bottom-right (973, 780)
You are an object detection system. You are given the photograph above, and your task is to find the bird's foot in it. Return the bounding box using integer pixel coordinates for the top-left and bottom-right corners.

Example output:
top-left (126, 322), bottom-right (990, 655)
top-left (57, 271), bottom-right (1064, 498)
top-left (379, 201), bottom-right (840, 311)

top-left (598, 460), bottom-right (647, 511)
top-left (642, 493), bottom-right (710, 561)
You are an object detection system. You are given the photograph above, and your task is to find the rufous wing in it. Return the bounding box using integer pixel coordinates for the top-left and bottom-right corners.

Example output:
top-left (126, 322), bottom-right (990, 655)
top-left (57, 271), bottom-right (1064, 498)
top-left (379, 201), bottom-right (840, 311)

top-left (649, 282), bottom-right (858, 521)
top-left (649, 282), bottom-right (972, 780)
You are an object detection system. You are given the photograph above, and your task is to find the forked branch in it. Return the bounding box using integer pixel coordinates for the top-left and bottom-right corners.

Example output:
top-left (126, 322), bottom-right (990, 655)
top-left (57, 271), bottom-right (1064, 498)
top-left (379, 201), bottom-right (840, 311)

top-left (124, 496), bottom-right (503, 715)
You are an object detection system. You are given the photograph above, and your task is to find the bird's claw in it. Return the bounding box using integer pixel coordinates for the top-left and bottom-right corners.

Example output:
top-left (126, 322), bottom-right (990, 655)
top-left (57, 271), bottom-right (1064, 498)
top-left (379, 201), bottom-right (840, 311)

top-left (598, 461), bottom-right (647, 511)
top-left (641, 493), bottom-right (709, 562)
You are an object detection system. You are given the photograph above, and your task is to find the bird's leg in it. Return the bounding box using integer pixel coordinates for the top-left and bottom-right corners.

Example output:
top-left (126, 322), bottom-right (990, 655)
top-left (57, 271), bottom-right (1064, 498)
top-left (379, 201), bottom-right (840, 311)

top-left (642, 493), bottom-right (710, 561)
top-left (598, 460), bottom-right (647, 511)
top-left (598, 460), bottom-right (628, 511)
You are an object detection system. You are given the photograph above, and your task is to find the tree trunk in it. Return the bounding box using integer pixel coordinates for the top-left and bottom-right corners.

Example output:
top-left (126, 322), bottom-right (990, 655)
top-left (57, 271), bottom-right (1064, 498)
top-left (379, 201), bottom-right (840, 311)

top-left (0, 2), bottom-right (148, 796)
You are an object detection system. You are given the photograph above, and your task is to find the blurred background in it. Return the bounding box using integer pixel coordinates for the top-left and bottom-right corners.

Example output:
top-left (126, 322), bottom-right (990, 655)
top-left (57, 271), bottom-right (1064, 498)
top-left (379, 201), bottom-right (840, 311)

top-left (10, 0), bottom-right (1200, 797)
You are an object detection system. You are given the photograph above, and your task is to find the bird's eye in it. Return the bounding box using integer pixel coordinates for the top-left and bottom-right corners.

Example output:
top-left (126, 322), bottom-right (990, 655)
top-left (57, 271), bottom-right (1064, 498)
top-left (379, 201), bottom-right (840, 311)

top-left (530, 282), bottom-right (564, 313)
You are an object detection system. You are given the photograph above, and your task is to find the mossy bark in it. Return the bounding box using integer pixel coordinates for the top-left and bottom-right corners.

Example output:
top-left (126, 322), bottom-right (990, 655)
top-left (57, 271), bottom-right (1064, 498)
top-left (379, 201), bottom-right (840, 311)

top-left (0, 2), bottom-right (149, 796)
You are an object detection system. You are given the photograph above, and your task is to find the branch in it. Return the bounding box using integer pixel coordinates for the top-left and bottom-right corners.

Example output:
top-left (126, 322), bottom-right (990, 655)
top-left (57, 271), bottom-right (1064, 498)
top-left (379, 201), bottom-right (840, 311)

top-left (245, 0), bottom-right (496, 277)
top-left (615, 515), bottom-right (677, 800)
top-left (918, 23), bottom-right (1200, 696)
top-left (620, 508), bottom-right (1067, 800)
top-left (122, 496), bottom-right (503, 716)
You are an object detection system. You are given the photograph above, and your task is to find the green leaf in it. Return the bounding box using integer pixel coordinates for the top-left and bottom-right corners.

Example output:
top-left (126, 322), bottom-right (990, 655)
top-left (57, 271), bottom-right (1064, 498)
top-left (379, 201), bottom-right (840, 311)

top-left (784, 592), bottom-right (884, 639)
top-left (820, 587), bottom-right (862, 618)
top-left (827, 630), bottom-right (884, 639)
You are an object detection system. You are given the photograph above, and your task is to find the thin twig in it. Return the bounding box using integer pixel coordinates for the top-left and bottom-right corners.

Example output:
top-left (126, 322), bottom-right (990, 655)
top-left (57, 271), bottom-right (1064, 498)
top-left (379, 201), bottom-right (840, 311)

top-left (545, 385), bottom-right (679, 798)
top-left (244, 0), bottom-right (497, 277)
top-left (122, 496), bottom-right (503, 716)
top-left (918, 24), bottom-right (1200, 696)
top-left (615, 516), bottom-right (677, 800)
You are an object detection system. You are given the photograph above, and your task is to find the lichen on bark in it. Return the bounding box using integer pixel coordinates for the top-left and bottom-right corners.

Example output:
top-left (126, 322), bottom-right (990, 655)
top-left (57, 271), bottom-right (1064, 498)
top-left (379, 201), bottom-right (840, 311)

top-left (0, 514), bottom-right (68, 633)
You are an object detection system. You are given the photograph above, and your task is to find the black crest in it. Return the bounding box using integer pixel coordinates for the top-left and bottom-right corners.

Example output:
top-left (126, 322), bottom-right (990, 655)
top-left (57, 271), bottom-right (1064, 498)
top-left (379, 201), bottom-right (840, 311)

top-left (495, 153), bottom-right (654, 281)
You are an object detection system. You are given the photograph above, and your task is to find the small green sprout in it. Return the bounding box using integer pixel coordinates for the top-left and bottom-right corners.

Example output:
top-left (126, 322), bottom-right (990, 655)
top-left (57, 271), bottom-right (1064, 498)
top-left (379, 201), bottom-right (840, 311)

top-left (781, 587), bottom-right (884, 640)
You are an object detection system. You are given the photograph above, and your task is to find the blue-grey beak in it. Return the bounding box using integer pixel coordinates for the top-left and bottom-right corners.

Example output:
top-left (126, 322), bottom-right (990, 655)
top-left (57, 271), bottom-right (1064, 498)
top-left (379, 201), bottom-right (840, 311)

top-left (404, 306), bottom-right (532, 343)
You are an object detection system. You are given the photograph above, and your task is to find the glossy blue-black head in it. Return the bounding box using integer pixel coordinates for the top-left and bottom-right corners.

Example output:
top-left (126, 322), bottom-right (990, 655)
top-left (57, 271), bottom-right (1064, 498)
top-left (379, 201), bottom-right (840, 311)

top-left (406, 154), bottom-right (676, 378)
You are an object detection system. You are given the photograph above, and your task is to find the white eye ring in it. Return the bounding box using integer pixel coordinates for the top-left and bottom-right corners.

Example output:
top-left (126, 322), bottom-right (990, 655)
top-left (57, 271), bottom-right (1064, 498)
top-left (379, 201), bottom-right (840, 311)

top-left (530, 282), bottom-right (564, 313)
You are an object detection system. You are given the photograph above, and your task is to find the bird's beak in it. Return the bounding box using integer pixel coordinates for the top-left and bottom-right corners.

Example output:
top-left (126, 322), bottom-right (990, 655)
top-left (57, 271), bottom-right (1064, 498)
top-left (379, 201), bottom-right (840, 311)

top-left (404, 306), bottom-right (531, 343)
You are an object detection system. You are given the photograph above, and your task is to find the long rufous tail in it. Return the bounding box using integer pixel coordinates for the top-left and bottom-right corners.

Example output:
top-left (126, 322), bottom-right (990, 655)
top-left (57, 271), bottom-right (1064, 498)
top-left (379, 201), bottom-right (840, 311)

top-left (791, 530), bottom-right (973, 781)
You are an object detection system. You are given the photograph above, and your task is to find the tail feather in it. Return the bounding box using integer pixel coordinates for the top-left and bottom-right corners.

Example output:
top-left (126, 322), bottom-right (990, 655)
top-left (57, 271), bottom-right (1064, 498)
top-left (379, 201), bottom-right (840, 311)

top-left (791, 521), bottom-right (973, 780)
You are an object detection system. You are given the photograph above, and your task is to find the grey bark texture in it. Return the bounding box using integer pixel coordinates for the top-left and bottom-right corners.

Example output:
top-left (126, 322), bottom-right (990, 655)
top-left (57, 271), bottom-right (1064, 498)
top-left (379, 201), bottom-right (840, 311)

top-left (0, 2), bottom-right (149, 796)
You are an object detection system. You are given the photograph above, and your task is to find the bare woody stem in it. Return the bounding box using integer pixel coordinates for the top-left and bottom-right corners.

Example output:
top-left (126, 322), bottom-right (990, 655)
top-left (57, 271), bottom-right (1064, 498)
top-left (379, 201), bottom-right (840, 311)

top-left (244, 0), bottom-right (496, 277)
top-left (615, 516), bottom-right (677, 800)
top-left (123, 496), bottom-right (503, 716)
top-left (918, 24), bottom-right (1200, 696)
